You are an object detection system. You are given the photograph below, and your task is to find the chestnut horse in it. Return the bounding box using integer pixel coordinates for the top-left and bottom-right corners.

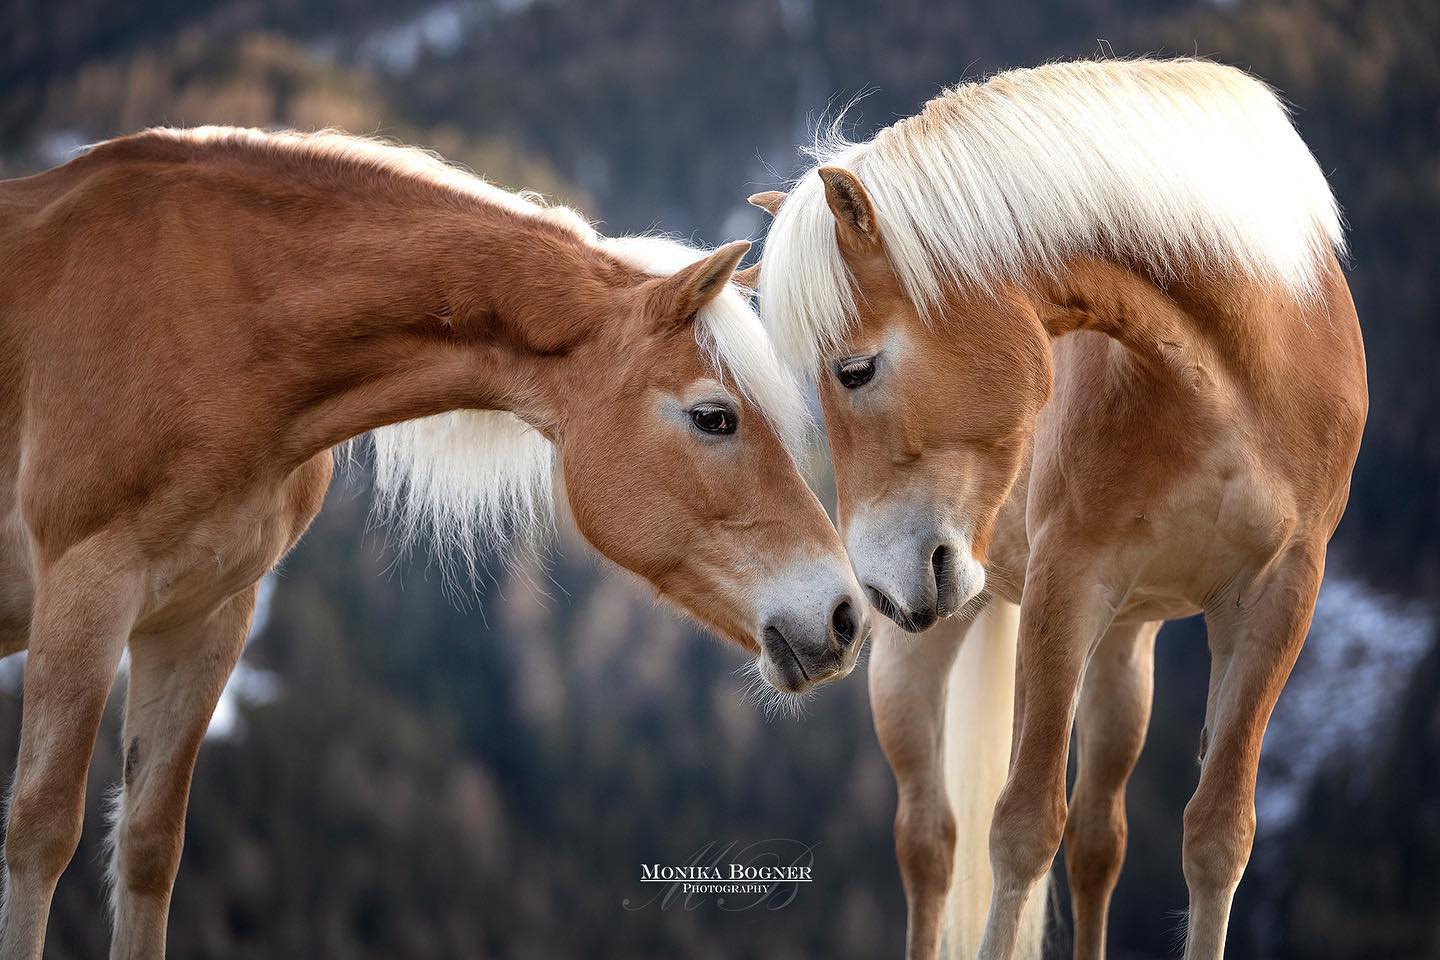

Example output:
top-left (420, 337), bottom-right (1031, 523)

top-left (0, 127), bottom-right (869, 959)
top-left (749, 60), bottom-right (1365, 959)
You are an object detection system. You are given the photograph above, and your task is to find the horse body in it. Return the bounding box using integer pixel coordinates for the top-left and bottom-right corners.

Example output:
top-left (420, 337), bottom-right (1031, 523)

top-left (988, 257), bottom-right (1364, 619)
top-left (0, 144), bottom-right (379, 639)
top-left (982, 258), bottom-right (1360, 960)
top-left (870, 255), bottom-right (1363, 960)
top-left (753, 59), bottom-right (1365, 960)
top-left (0, 128), bottom-right (865, 958)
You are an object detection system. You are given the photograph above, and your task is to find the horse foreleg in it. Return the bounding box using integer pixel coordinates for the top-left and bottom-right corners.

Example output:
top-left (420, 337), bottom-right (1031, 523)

top-left (979, 559), bottom-right (1115, 960)
top-left (1065, 619), bottom-right (1159, 960)
top-left (1, 544), bottom-right (139, 960)
top-left (108, 586), bottom-right (255, 960)
top-left (1182, 546), bottom-right (1323, 960)
top-left (871, 614), bottom-right (969, 959)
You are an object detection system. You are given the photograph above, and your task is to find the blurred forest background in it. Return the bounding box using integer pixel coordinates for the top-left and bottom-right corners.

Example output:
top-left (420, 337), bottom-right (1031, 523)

top-left (2, 0), bottom-right (1438, 957)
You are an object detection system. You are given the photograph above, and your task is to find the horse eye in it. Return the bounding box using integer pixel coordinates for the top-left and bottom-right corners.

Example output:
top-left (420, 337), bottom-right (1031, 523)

top-left (689, 403), bottom-right (737, 435)
top-left (835, 356), bottom-right (877, 389)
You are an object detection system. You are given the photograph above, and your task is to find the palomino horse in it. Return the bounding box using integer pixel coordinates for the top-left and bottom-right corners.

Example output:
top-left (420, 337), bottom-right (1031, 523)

top-left (748, 59), bottom-right (1366, 959)
top-left (0, 127), bottom-right (869, 959)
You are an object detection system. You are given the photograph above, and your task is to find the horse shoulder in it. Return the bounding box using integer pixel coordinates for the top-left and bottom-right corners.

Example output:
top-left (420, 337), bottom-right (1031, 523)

top-left (1022, 329), bottom-right (1294, 617)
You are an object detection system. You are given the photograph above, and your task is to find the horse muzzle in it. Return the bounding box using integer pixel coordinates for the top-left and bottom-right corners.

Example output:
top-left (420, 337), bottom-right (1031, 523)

top-left (757, 592), bottom-right (868, 693)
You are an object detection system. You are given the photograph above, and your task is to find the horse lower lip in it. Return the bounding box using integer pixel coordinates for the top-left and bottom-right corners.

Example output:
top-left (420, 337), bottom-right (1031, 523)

top-left (866, 587), bottom-right (933, 632)
top-left (901, 608), bottom-right (937, 632)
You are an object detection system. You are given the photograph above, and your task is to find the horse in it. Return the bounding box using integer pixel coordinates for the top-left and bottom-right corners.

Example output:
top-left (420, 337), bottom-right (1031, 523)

top-left (0, 126), bottom-right (870, 959)
top-left (746, 59), bottom-right (1366, 959)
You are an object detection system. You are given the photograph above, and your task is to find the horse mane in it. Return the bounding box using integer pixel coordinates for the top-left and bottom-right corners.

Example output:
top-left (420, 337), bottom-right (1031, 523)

top-left (758, 58), bottom-right (1348, 374)
top-left (369, 233), bottom-right (810, 577)
top-left (124, 128), bottom-right (808, 571)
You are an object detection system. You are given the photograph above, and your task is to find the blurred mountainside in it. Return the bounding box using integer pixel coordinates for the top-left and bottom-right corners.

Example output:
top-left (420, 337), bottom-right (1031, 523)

top-left (2, 0), bottom-right (1437, 957)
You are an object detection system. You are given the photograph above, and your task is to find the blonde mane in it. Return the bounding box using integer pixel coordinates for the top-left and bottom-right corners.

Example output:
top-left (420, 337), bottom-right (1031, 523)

top-left (141, 130), bottom-right (808, 568)
top-left (758, 58), bottom-right (1348, 374)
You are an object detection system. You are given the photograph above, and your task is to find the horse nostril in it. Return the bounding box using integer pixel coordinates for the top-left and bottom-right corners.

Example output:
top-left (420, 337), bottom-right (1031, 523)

top-left (930, 543), bottom-right (951, 583)
top-left (831, 598), bottom-right (858, 648)
top-left (931, 544), bottom-right (952, 612)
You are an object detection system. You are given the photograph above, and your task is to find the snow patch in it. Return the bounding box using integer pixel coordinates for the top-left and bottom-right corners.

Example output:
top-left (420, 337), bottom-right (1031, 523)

top-left (205, 576), bottom-right (284, 739)
top-left (1256, 573), bottom-right (1434, 830)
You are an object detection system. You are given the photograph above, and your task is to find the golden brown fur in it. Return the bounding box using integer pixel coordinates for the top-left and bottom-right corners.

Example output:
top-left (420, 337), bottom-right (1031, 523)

top-left (749, 163), bottom-right (1364, 960)
top-left (0, 129), bottom-right (865, 959)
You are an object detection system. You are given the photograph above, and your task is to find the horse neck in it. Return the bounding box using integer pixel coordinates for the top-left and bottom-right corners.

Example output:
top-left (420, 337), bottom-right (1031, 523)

top-left (197, 181), bottom-right (621, 465)
top-left (1027, 256), bottom-right (1268, 384)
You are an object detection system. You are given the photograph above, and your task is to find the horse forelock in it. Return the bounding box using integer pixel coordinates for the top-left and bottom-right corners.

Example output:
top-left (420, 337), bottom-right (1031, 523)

top-left (601, 234), bottom-right (813, 457)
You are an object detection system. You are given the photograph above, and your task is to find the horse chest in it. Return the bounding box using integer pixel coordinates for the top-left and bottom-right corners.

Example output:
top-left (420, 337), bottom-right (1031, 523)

top-left (990, 418), bottom-right (1291, 622)
top-left (139, 454), bottom-right (332, 631)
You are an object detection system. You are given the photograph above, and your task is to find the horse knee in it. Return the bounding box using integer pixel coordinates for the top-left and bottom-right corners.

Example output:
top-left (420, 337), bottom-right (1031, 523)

top-left (3, 785), bottom-right (85, 884)
top-left (991, 785), bottom-right (1066, 887)
top-left (1182, 796), bottom-right (1254, 894)
top-left (1064, 790), bottom-right (1126, 896)
top-left (895, 795), bottom-right (957, 898)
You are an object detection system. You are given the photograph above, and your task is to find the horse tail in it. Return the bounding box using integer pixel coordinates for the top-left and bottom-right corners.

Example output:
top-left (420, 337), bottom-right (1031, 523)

top-left (942, 598), bottom-right (1050, 959)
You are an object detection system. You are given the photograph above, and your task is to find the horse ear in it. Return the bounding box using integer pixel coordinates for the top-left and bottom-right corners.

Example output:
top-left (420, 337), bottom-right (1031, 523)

top-left (647, 240), bottom-right (751, 328)
top-left (747, 191), bottom-right (787, 216)
top-left (732, 261), bottom-right (761, 290)
top-left (817, 166), bottom-right (879, 248)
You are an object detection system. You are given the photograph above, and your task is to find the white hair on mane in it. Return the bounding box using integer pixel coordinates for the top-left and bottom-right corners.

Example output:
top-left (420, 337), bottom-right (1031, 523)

top-left (370, 409), bottom-right (555, 577)
top-left (758, 58), bottom-right (1348, 374)
top-left (142, 128), bottom-right (809, 568)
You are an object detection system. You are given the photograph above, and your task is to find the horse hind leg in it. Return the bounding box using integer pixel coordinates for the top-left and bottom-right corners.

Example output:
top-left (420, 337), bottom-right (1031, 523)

top-left (1, 542), bottom-right (140, 960)
top-left (1065, 619), bottom-right (1159, 960)
top-left (1182, 545), bottom-right (1325, 960)
top-left (108, 585), bottom-right (254, 960)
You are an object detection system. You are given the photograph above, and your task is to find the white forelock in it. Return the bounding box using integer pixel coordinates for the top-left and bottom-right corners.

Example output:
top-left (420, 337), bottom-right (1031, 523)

top-left (600, 234), bottom-right (812, 456)
top-left (758, 58), bottom-right (1348, 375)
